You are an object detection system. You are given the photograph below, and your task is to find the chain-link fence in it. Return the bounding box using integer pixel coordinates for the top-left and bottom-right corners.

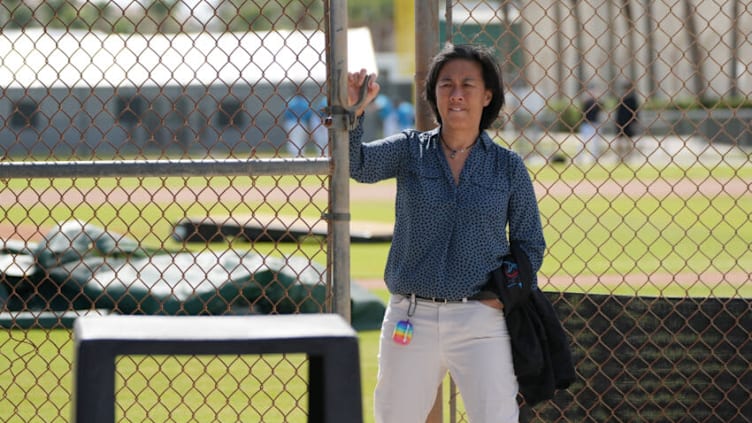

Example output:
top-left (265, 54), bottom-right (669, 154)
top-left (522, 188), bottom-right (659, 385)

top-left (438, 1), bottom-right (752, 422)
top-left (1, 0), bottom-right (750, 422)
top-left (0, 1), bottom-right (361, 421)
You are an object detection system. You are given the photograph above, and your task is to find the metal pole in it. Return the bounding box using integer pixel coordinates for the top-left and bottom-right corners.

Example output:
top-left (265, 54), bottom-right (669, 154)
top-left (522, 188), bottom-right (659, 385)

top-left (0, 158), bottom-right (330, 179)
top-left (572, 0), bottom-right (585, 96)
top-left (324, 0), bottom-right (352, 322)
top-left (643, 0), bottom-right (657, 99)
top-left (417, 3), bottom-right (441, 422)
top-left (554, 0), bottom-right (565, 99)
top-left (728, 0), bottom-right (739, 97)
top-left (415, 0), bottom-right (440, 132)
top-left (606, 0), bottom-right (617, 97)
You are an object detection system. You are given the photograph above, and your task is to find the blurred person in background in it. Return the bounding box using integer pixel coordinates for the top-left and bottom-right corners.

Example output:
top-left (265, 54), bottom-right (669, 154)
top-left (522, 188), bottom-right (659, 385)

top-left (310, 96), bottom-right (328, 155)
top-left (396, 100), bottom-right (415, 130)
top-left (508, 84), bottom-right (548, 163)
top-left (614, 81), bottom-right (640, 161)
top-left (576, 86), bottom-right (604, 164)
top-left (375, 94), bottom-right (399, 137)
top-left (283, 92), bottom-right (312, 156)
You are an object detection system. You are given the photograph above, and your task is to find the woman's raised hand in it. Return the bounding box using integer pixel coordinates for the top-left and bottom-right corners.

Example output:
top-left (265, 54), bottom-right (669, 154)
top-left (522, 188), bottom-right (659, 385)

top-left (347, 69), bottom-right (380, 117)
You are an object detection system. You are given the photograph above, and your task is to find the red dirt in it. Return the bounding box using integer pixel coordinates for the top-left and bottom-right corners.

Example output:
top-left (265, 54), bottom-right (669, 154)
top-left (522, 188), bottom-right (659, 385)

top-left (0, 176), bottom-right (749, 211)
top-left (1, 175), bottom-right (749, 292)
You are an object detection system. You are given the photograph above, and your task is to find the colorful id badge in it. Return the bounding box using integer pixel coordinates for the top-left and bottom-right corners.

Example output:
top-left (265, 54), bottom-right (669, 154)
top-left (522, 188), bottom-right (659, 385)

top-left (392, 319), bottom-right (414, 345)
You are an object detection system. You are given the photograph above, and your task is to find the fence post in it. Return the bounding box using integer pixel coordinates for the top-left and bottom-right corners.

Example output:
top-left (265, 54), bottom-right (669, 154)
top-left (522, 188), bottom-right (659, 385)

top-left (325, 0), bottom-right (353, 322)
top-left (416, 2), bottom-right (443, 422)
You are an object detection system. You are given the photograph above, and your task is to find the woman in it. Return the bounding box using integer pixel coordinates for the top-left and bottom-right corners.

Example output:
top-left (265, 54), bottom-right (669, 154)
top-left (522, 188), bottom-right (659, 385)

top-left (348, 44), bottom-right (546, 423)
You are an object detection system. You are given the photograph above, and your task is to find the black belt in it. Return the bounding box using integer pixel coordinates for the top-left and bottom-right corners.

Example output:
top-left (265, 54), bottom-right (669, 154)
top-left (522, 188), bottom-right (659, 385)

top-left (414, 295), bottom-right (469, 303)
top-left (411, 292), bottom-right (492, 303)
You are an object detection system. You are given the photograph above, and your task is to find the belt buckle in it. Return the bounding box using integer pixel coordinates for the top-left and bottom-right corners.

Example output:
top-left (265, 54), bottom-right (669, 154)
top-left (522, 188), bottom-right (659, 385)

top-left (416, 295), bottom-right (447, 303)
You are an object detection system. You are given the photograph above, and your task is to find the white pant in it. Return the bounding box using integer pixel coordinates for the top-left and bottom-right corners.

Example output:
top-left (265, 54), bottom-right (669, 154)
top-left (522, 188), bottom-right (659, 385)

top-left (577, 122), bottom-right (603, 163)
top-left (283, 120), bottom-right (308, 156)
top-left (311, 120), bottom-right (328, 155)
top-left (374, 295), bottom-right (519, 423)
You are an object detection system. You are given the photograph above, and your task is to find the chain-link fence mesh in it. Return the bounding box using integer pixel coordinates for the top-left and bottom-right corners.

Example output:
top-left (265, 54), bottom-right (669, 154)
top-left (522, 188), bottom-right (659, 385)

top-left (0, 0), bottom-right (750, 422)
top-left (441, 1), bottom-right (751, 422)
top-left (0, 1), bottom-right (344, 421)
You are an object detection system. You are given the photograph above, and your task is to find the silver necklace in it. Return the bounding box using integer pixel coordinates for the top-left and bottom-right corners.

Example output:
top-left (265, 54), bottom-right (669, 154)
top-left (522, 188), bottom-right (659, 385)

top-left (440, 135), bottom-right (475, 159)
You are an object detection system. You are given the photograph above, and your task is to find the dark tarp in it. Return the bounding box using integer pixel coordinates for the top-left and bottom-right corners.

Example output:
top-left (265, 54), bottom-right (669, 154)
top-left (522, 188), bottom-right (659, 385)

top-left (172, 215), bottom-right (394, 243)
top-left (0, 220), bottom-right (385, 331)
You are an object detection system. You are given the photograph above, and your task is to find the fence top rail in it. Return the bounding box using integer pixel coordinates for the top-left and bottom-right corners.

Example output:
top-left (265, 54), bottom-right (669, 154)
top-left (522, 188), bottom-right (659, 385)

top-left (0, 158), bottom-right (332, 179)
top-left (74, 314), bottom-right (358, 343)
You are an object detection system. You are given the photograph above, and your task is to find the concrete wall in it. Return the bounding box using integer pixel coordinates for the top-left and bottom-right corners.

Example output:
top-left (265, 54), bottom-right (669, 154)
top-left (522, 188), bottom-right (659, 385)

top-left (0, 82), bottom-right (387, 158)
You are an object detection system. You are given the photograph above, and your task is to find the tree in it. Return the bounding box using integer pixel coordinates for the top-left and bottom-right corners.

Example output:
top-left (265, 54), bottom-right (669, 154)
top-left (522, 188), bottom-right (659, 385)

top-left (620, 0), bottom-right (637, 83)
top-left (642, 0), bottom-right (656, 99)
top-left (211, 0), bottom-right (318, 32)
top-left (348, 0), bottom-right (392, 51)
top-left (553, 0), bottom-right (565, 99)
top-left (37, 0), bottom-right (89, 29)
top-left (141, 0), bottom-right (181, 33)
top-left (216, 0), bottom-right (276, 32)
top-left (605, 0), bottom-right (617, 96)
top-left (681, 0), bottom-right (707, 100)
top-left (1, 0), bottom-right (35, 29)
top-left (728, 0), bottom-right (739, 97)
top-left (78, 1), bottom-right (116, 32)
top-left (571, 0), bottom-right (585, 95)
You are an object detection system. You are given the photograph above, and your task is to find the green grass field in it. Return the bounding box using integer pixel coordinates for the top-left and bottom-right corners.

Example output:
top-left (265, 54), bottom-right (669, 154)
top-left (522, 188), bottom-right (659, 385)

top-left (1, 161), bottom-right (750, 421)
top-left (0, 328), bottom-right (381, 422)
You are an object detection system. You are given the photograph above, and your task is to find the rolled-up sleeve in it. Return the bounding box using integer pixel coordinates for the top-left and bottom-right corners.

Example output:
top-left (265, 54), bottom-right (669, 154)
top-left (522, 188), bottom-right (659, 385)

top-left (349, 116), bottom-right (408, 183)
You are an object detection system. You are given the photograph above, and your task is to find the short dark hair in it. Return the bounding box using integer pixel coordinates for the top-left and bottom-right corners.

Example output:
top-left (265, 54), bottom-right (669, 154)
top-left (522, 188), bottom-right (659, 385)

top-left (424, 43), bottom-right (505, 131)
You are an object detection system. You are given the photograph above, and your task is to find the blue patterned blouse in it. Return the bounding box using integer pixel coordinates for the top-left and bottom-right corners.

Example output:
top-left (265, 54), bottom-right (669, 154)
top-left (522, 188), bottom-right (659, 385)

top-left (349, 119), bottom-right (546, 300)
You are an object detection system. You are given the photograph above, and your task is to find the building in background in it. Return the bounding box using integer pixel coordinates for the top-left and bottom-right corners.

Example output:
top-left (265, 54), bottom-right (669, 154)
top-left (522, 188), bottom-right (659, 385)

top-left (0, 27), bottom-right (376, 157)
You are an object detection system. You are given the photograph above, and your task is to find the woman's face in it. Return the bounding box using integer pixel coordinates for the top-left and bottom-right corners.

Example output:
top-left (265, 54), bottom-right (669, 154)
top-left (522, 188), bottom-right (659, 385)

top-left (435, 58), bottom-right (492, 133)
